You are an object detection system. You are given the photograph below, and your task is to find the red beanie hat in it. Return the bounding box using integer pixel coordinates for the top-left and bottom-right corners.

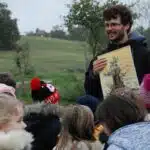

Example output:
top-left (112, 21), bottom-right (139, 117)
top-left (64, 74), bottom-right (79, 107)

top-left (30, 77), bottom-right (41, 90)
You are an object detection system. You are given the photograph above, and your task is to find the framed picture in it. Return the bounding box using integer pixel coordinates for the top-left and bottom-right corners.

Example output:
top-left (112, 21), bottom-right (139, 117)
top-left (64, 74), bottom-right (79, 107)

top-left (98, 45), bottom-right (139, 98)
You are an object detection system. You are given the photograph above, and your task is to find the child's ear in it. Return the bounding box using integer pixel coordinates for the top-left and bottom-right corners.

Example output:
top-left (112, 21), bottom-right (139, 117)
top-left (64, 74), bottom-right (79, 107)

top-left (124, 24), bottom-right (130, 32)
top-left (12, 106), bottom-right (19, 116)
top-left (13, 104), bottom-right (22, 116)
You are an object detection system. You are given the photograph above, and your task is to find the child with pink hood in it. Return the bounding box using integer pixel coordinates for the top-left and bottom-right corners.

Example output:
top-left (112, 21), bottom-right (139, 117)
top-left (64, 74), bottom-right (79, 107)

top-left (0, 83), bottom-right (16, 97)
top-left (139, 74), bottom-right (150, 109)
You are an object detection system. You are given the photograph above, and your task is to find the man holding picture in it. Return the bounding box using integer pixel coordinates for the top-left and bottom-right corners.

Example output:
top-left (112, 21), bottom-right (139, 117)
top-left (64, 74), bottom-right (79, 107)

top-left (84, 5), bottom-right (150, 100)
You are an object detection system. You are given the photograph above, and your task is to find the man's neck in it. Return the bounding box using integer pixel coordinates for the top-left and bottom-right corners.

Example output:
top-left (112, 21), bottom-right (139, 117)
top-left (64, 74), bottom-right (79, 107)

top-left (110, 34), bottom-right (129, 45)
top-left (117, 34), bottom-right (129, 44)
top-left (108, 34), bottom-right (130, 51)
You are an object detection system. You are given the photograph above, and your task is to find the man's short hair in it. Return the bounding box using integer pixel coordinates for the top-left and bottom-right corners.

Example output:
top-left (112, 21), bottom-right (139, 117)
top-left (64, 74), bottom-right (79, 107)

top-left (103, 5), bottom-right (133, 33)
top-left (0, 72), bottom-right (16, 89)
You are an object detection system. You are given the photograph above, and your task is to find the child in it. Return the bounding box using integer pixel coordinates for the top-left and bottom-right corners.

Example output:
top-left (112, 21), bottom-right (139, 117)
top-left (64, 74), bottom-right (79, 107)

top-left (30, 77), bottom-right (60, 104)
top-left (0, 93), bottom-right (33, 150)
top-left (54, 105), bottom-right (103, 150)
top-left (96, 88), bottom-right (148, 150)
top-left (76, 95), bottom-right (107, 142)
top-left (24, 77), bottom-right (61, 150)
top-left (139, 74), bottom-right (150, 109)
top-left (0, 83), bottom-right (16, 97)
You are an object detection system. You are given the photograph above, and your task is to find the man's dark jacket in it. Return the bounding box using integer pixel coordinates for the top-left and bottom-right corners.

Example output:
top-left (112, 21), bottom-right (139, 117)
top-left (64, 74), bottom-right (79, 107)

top-left (84, 32), bottom-right (150, 100)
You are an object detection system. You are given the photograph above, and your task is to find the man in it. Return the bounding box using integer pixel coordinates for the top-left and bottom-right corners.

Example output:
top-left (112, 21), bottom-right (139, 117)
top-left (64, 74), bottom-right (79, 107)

top-left (84, 5), bottom-right (150, 100)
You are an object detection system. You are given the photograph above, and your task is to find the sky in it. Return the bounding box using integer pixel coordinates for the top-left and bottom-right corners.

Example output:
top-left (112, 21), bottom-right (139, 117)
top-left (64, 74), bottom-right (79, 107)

top-left (3, 0), bottom-right (72, 34)
top-left (3, 0), bottom-right (148, 34)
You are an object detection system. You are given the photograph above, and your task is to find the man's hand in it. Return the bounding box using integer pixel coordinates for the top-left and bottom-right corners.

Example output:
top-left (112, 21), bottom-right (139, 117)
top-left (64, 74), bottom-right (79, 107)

top-left (93, 58), bottom-right (107, 74)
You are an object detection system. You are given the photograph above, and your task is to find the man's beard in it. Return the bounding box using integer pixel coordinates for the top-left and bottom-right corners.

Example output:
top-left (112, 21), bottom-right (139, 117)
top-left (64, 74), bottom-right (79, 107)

top-left (109, 31), bottom-right (125, 43)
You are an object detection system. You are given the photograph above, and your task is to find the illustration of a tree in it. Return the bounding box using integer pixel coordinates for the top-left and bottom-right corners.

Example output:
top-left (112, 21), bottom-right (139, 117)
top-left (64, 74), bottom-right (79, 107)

top-left (104, 57), bottom-right (127, 93)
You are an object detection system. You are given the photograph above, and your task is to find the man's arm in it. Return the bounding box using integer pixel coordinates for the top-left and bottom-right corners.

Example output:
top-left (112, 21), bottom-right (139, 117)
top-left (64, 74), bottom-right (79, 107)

top-left (84, 59), bottom-right (103, 100)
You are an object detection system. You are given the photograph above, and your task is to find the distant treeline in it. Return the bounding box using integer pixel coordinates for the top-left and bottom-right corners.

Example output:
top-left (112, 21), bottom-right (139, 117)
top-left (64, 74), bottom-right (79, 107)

top-left (1, 0), bottom-right (150, 51)
top-left (26, 25), bottom-right (87, 42)
top-left (26, 25), bottom-right (150, 46)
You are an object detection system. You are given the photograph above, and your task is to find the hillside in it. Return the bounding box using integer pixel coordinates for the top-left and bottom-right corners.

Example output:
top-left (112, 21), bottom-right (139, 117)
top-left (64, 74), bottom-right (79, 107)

top-left (0, 36), bottom-right (89, 104)
top-left (0, 36), bottom-right (88, 77)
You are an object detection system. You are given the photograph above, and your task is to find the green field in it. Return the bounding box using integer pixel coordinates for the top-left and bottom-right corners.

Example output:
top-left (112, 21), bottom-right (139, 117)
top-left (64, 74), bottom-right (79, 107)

top-left (0, 36), bottom-right (90, 104)
top-left (0, 36), bottom-right (88, 75)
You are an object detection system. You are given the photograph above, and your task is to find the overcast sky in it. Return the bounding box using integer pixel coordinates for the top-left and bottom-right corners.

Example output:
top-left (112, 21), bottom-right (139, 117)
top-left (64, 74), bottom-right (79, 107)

top-left (3, 0), bottom-right (147, 34)
top-left (3, 0), bottom-right (72, 34)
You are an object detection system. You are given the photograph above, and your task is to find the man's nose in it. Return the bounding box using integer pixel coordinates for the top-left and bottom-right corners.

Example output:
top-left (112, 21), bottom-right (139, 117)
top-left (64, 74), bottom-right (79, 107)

top-left (107, 25), bottom-right (113, 31)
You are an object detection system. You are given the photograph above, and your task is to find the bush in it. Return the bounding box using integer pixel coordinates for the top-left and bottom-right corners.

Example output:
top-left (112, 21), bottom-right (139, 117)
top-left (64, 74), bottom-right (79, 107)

top-left (51, 72), bottom-right (85, 104)
top-left (60, 75), bottom-right (84, 104)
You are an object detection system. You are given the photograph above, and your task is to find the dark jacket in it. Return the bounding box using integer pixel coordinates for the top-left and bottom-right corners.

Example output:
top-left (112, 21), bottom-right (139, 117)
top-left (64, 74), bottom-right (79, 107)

top-left (24, 103), bottom-right (61, 150)
top-left (84, 32), bottom-right (150, 100)
top-left (76, 95), bottom-right (99, 114)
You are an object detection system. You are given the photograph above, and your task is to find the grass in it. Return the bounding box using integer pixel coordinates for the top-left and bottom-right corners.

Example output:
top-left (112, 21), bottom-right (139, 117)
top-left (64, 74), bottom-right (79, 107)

top-left (0, 36), bottom-right (91, 104)
top-left (16, 72), bottom-right (85, 105)
top-left (20, 36), bottom-right (88, 75)
top-left (0, 36), bottom-right (88, 74)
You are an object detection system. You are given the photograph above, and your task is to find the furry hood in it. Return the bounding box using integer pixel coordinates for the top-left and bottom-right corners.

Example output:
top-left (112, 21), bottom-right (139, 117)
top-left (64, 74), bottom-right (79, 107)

top-left (0, 130), bottom-right (33, 150)
top-left (24, 102), bottom-right (65, 118)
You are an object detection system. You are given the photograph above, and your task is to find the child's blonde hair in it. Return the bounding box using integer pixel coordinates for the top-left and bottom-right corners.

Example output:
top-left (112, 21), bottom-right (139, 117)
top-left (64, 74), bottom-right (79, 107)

top-left (56, 105), bottom-right (95, 149)
top-left (0, 93), bottom-right (22, 124)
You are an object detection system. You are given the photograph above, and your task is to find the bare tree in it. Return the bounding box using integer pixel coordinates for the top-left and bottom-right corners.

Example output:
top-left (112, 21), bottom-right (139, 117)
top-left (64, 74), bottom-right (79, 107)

top-left (104, 57), bottom-right (127, 93)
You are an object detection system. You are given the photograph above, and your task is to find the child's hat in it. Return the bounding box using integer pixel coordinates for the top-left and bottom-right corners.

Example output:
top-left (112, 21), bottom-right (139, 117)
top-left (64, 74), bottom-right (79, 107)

top-left (30, 77), bottom-right (41, 90)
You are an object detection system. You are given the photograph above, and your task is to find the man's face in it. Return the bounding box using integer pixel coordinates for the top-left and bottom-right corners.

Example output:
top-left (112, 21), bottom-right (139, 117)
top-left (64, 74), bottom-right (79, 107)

top-left (104, 15), bottom-right (129, 42)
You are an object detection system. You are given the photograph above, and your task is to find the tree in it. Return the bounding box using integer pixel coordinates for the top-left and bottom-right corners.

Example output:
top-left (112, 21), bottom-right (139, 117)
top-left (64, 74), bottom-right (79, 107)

top-left (134, 0), bottom-right (150, 28)
top-left (143, 28), bottom-right (150, 48)
top-left (0, 2), bottom-right (20, 50)
top-left (64, 0), bottom-right (120, 57)
top-left (135, 26), bottom-right (145, 35)
top-left (26, 31), bottom-right (35, 36)
top-left (65, 0), bottom-right (139, 57)
top-left (104, 57), bottom-right (126, 93)
top-left (15, 42), bottom-right (34, 76)
top-left (50, 25), bottom-right (68, 39)
top-left (35, 28), bottom-right (49, 37)
top-left (14, 42), bottom-right (35, 95)
top-left (68, 25), bottom-right (87, 41)
top-left (136, 26), bottom-right (150, 48)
